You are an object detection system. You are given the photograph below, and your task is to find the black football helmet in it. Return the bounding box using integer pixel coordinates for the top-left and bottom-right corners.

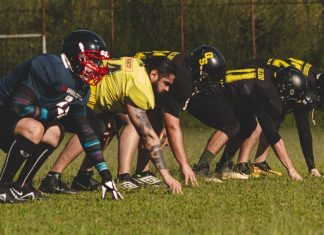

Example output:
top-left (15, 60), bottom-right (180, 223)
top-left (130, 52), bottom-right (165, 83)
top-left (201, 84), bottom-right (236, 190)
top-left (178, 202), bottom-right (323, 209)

top-left (314, 72), bottom-right (324, 110)
top-left (188, 45), bottom-right (226, 86)
top-left (274, 66), bottom-right (315, 108)
top-left (61, 30), bottom-right (110, 86)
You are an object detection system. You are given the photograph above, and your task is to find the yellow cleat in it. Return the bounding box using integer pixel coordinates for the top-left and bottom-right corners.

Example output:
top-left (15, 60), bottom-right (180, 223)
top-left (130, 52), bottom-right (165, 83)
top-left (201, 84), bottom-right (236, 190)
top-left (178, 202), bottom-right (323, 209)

top-left (253, 161), bottom-right (282, 176)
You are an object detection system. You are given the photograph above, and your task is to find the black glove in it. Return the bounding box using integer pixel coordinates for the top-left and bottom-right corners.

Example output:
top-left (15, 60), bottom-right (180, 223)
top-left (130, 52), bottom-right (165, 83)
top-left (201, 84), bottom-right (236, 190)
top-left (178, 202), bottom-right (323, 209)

top-left (101, 180), bottom-right (124, 200)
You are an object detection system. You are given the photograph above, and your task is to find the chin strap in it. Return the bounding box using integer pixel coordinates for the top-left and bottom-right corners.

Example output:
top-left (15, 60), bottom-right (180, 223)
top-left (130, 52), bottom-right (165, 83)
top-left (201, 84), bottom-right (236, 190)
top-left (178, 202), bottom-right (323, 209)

top-left (311, 108), bottom-right (316, 126)
top-left (61, 53), bottom-right (72, 70)
top-left (182, 88), bottom-right (200, 111)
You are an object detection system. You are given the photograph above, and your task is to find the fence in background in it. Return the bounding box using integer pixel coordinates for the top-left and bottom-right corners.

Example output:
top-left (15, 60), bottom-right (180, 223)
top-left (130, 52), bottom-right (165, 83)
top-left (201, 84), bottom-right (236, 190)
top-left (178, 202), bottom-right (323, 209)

top-left (0, 0), bottom-right (323, 76)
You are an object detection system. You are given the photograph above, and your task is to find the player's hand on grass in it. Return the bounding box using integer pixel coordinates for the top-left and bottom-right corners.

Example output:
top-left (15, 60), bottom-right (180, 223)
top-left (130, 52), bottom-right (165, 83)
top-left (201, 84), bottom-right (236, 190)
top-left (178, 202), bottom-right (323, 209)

top-left (181, 164), bottom-right (198, 187)
top-left (102, 180), bottom-right (124, 200)
top-left (288, 168), bottom-right (303, 181)
top-left (164, 176), bottom-right (183, 194)
top-left (310, 168), bottom-right (321, 177)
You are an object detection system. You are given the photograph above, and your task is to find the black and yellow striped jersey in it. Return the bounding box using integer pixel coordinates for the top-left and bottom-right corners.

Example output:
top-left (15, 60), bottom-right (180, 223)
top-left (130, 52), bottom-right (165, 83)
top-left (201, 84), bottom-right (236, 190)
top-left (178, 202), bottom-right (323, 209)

top-left (224, 67), bottom-right (276, 97)
top-left (133, 51), bottom-right (180, 61)
top-left (241, 58), bottom-right (320, 83)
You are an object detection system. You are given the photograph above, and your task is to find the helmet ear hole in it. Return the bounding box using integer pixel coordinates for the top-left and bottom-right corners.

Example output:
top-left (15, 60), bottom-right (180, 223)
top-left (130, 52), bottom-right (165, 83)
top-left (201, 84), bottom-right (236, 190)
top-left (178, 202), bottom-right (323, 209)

top-left (189, 45), bottom-right (226, 86)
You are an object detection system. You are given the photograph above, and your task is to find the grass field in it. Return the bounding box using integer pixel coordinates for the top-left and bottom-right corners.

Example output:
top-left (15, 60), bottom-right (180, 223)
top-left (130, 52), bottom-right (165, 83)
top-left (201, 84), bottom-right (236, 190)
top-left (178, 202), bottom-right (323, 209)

top-left (0, 127), bottom-right (323, 235)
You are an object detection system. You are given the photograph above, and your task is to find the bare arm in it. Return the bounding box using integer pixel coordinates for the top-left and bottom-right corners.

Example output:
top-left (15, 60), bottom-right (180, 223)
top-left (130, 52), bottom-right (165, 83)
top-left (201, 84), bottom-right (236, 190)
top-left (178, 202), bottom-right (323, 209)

top-left (126, 99), bottom-right (182, 193)
top-left (126, 100), bottom-right (166, 170)
top-left (163, 112), bottom-right (198, 186)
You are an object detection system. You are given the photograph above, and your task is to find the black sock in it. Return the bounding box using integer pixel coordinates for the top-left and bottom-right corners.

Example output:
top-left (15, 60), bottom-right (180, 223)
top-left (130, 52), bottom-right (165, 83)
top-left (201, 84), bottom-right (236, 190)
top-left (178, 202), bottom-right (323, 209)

top-left (0, 136), bottom-right (38, 184)
top-left (16, 143), bottom-right (54, 188)
top-left (217, 146), bottom-right (235, 168)
top-left (197, 149), bottom-right (215, 165)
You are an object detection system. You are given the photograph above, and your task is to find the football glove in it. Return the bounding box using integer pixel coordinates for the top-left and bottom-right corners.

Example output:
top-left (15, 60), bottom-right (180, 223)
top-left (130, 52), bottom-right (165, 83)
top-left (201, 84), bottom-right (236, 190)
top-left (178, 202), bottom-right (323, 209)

top-left (101, 180), bottom-right (124, 200)
top-left (49, 100), bottom-right (71, 120)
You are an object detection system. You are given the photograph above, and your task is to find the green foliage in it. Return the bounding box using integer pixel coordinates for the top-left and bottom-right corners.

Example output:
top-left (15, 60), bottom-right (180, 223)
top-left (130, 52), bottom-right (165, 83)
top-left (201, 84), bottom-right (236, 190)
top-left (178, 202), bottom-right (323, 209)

top-left (0, 128), bottom-right (323, 234)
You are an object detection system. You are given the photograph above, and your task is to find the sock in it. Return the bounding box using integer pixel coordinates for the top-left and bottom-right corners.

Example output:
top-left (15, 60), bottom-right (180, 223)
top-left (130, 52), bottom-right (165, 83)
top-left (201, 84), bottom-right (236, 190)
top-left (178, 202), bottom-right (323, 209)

top-left (217, 146), bottom-right (235, 168)
top-left (0, 136), bottom-right (38, 184)
top-left (117, 173), bottom-right (130, 181)
top-left (16, 143), bottom-right (54, 188)
top-left (197, 149), bottom-right (215, 165)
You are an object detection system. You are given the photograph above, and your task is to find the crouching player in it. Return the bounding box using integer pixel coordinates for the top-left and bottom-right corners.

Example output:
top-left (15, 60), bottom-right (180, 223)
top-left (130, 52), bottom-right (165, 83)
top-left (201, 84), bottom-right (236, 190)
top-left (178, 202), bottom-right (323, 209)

top-left (216, 58), bottom-right (322, 177)
top-left (39, 56), bottom-right (183, 195)
top-left (0, 30), bottom-right (123, 203)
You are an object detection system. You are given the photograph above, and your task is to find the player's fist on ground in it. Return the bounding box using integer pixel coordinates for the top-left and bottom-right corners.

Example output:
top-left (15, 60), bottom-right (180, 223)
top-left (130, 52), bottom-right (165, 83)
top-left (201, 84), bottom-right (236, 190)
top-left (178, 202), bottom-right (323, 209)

top-left (102, 180), bottom-right (124, 200)
top-left (288, 168), bottom-right (303, 181)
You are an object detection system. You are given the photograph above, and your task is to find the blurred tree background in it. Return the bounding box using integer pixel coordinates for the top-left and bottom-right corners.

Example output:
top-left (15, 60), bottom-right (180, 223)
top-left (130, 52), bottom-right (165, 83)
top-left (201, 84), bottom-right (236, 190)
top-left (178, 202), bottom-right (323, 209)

top-left (0, 0), bottom-right (323, 127)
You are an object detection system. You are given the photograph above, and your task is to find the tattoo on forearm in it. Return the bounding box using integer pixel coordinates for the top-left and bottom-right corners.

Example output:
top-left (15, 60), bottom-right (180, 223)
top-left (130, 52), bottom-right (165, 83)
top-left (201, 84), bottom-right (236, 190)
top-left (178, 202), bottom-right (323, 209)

top-left (149, 144), bottom-right (166, 170)
top-left (134, 109), bottom-right (153, 134)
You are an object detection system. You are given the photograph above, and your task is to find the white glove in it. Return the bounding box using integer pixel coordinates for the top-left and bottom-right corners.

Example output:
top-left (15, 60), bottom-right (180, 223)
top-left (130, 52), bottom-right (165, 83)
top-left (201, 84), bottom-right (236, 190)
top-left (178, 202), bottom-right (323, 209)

top-left (55, 101), bottom-right (70, 119)
top-left (49, 97), bottom-right (72, 120)
top-left (101, 180), bottom-right (124, 200)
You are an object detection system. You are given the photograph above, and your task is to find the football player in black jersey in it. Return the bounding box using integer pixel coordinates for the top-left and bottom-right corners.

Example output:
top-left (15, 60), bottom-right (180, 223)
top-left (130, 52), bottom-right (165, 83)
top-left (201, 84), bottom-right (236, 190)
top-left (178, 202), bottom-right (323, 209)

top-left (216, 58), bottom-right (322, 178)
top-left (0, 30), bottom-right (123, 203)
top-left (114, 46), bottom-right (241, 187)
top-left (214, 65), bottom-right (311, 181)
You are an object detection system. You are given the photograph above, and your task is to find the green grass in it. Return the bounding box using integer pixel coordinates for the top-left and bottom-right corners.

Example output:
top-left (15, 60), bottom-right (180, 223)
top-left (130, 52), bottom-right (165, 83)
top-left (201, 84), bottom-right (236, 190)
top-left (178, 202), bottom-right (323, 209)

top-left (0, 127), bottom-right (323, 235)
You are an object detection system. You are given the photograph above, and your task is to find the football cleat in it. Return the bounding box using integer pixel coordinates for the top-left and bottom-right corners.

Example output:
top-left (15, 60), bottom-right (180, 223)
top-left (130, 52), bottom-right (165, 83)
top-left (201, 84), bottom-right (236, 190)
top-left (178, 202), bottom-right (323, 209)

top-left (6, 183), bottom-right (44, 201)
top-left (216, 161), bottom-right (249, 180)
top-left (71, 171), bottom-right (100, 191)
top-left (132, 171), bottom-right (162, 186)
top-left (192, 163), bottom-right (210, 177)
top-left (0, 184), bottom-right (26, 203)
top-left (202, 176), bottom-right (223, 183)
top-left (39, 173), bottom-right (79, 195)
top-left (117, 174), bottom-right (141, 190)
top-left (253, 161), bottom-right (282, 176)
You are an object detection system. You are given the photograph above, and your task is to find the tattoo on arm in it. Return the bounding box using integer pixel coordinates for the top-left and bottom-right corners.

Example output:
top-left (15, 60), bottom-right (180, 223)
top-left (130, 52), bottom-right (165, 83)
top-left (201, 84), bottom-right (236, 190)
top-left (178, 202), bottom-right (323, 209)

top-left (149, 144), bottom-right (166, 170)
top-left (134, 108), bottom-right (153, 135)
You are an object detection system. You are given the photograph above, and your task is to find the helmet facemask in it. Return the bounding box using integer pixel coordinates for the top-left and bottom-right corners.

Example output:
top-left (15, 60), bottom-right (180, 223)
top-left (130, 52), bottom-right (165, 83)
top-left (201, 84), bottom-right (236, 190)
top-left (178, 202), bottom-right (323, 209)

top-left (275, 67), bottom-right (315, 110)
top-left (76, 47), bottom-right (110, 86)
top-left (314, 72), bottom-right (324, 110)
top-left (62, 30), bottom-right (110, 86)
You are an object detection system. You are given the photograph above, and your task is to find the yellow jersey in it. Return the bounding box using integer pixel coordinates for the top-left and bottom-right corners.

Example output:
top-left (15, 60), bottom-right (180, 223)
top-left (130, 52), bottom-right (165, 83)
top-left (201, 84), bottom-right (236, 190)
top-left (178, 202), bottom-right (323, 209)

top-left (87, 57), bottom-right (155, 114)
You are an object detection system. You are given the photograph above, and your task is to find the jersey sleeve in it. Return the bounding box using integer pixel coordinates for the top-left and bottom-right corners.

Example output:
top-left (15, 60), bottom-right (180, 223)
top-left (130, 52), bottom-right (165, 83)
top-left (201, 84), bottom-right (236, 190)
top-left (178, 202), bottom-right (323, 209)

top-left (159, 93), bottom-right (181, 117)
top-left (69, 104), bottom-right (106, 166)
top-left (293, 110), bottom-right (315, 170)
top-left (126, 60), bottom-right (155, 110)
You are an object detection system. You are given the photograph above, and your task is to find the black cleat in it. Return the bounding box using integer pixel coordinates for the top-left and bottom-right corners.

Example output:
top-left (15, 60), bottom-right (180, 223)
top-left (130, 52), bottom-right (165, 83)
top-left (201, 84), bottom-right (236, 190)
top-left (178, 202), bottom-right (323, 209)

top-left (117, 173), bottom-right (142, 190)
top-left (71, 171), bottom-right (100, 191)
top-left (5, 183), bottom-right (41, 202)
top-left (192, 163), bottom-right (210, 176)
top-left (39, 173), bottom-right (79, 195)
top-left (0, 184), bottom-right (26, 203)
top-left (234, 162), bottom-right (252, 176)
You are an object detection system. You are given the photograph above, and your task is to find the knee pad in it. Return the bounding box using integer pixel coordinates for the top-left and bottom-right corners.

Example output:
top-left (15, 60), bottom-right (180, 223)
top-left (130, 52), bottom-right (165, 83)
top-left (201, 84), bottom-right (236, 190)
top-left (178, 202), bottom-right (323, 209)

top-left (44, 121), bottom-right (65, 145)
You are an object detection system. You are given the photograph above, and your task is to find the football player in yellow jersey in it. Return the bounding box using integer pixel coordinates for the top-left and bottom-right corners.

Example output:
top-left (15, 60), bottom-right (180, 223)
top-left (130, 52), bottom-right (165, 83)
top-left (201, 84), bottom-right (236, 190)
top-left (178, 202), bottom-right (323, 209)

top-left (216, 58), bottom-right (323, 178)
top-left (115, 46), bottom-right (239, 187)
top-left (39, 56), bottom-right (183, 195)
